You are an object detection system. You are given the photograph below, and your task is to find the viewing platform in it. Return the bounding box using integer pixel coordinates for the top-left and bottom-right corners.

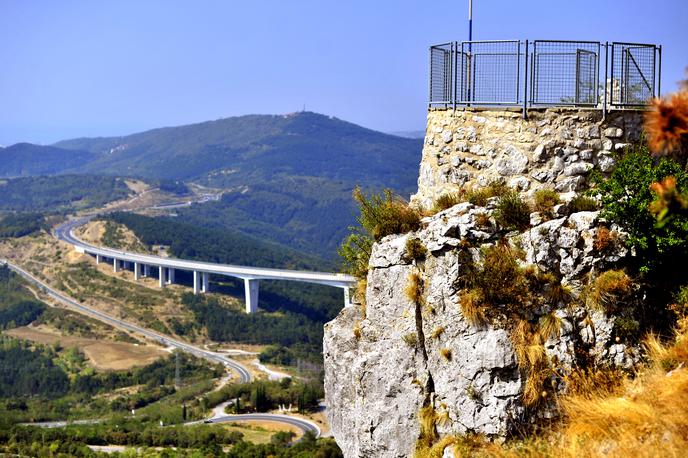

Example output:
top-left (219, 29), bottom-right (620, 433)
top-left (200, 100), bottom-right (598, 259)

top-left (429, 39), bottom-right (662, 117)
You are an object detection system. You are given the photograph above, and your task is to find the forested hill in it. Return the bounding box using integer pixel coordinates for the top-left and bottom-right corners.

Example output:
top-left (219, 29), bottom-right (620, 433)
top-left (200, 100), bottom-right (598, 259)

top-left (54, 111), bottom-right (423, 192)
top-left (0, 143), bottom-right (95, 177)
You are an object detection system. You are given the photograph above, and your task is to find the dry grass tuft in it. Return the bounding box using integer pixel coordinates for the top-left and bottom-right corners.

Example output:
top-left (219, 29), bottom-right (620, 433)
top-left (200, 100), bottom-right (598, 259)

top-left (459, 289), bottom-right (488, 327)
top-left (533, 188), bottom-right (560, 216)
top-left (405, 237), bottom-right (428, 263)
top-left (405, 272), bottom-right (425, 305)
top-left (569, 195), bottom-right (598, 212)
top-left (431, 326), bottom-right (445, 339)
top-left (563, 366), bottom-right (625, 399)
top-left (586, 269), bottom-right (633, 311)
top-left (466, 181), bottom-right (509, 206)
top-left (538, 311), bottom-right (562, 340)
top-left (431, 192), bottom-right (465, 214)
top-left (352, 322), bottom-right (362, 340)
top-left (474, 212), bottom-right (491, 228)
top-left (494, 191), bottom-right (532, 231)
top-left (593, 226), bottom-right (618, 252)
top-left (440, 348), bottom-right (453, 361)
top-left (402, 332), bottom-right (419, 348)
top-left (417, 405), bottom-right (439, 447)
top-left (356, 279), bottom-right (367, 318)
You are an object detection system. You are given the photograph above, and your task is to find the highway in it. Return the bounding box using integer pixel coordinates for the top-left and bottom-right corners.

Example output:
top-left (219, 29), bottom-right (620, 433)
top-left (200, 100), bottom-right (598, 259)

top-left (206, 413), bottom-right (320, 437)
top-left (55, 217), bottom-right (355, 289)
top-left (1, 260), bottom-right (252, 383)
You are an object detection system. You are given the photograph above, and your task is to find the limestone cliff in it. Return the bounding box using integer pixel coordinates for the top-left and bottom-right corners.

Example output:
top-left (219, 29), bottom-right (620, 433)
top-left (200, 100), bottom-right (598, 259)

top-left (324, 108), bottom-right (643, 458)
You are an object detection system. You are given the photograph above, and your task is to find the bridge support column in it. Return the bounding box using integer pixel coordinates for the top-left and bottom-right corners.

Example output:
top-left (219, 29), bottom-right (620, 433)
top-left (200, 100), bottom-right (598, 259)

top-left (343, 286), bottom-right (351, 307)
top-left (113, 259), bottom-right (119, 273)
top-left (167, 268), bottom-right (175, 284)
top-left (201, 273), bottom-right (209, 293)
top-left (159, 266), bottom-right (165, 288)
top-left (244, 279), bottom-right (259, 314)
top-left (143, 264), bottom-right (150, 277)
top-left (96, 254), bottom-right (101, 265)
top-left (134, 262), bottom-right (141, 281)
top-left (193, 271), bottom-right (201, 295)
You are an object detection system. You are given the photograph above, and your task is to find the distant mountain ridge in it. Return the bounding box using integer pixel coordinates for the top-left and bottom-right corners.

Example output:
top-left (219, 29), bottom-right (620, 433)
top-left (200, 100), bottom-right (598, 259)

top-left (52, 111), bottom-right (422, 191)
top-left (0, 143), bottom-right (94, 177)
top-left (6, 111), bottom-right (422, 259)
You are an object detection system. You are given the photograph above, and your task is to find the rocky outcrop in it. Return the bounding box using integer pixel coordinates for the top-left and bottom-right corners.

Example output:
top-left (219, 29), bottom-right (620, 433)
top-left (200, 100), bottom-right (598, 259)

top-left (412, 108), bottom-right (644, 209)
top-left (324, 203), bottom-right (633, 458)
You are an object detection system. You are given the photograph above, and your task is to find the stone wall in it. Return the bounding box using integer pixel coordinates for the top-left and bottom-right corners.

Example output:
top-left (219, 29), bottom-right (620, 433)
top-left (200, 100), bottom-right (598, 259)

top-left (411, 108), bottom-right (645, 209)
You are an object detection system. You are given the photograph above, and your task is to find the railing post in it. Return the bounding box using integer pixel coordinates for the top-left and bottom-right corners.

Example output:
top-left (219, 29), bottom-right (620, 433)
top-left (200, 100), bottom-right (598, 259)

top-left (657, 45), bottom-right (662, 98)
top-left (523, 40), bottom-right (528, 119)
top-left (603, 42), bottom-right (608, 119)
top-left (428, 46), bottom-right (432, 109)
top-left (452, 41), bottom-right (457, 110)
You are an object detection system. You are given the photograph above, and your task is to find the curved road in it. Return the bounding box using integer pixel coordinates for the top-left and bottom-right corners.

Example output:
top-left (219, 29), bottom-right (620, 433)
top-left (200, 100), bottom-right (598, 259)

top-left (2, 260), bottom-right (251, 383)
top-left (1, 261), bottom-right (321, 438)
top-left (206, 413), bottom-right (320, 437)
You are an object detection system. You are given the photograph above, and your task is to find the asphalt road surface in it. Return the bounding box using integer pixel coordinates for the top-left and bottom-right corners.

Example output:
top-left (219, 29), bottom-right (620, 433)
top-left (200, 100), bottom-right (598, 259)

top-left (1, 260), bottom-right (252, 383)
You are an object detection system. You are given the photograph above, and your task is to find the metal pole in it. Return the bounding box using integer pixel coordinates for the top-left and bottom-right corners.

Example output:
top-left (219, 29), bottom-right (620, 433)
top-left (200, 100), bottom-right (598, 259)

top-left (657, 45), bottom-right (662, 98)
top-left (468, 0), bottom-right (473, 42)
top-left (603, 42), bottom-right (608, 119)
top-left (428, 46), bottom-right (432, 109)
top-left (452, 42), bottom-right (457, 110)
top-left (523, 40), bottom-right (528, 118)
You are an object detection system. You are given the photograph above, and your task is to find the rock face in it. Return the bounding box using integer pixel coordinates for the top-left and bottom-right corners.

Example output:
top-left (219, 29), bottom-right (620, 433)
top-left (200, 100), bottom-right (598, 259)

top-left (411, 108), bottom-right (644, 209)
top-left (324, 204), bottom-right (631, 458)
top-left (324, 107), bottom-right (646, 458)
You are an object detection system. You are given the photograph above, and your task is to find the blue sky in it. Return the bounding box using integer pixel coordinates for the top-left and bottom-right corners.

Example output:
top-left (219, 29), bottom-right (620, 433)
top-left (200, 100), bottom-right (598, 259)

top-left (1, 0), bottom-right (686, 145)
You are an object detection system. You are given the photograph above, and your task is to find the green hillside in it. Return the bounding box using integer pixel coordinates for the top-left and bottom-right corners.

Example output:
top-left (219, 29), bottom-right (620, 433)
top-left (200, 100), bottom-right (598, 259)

top-left (54, 112), bottom-right (422, 191)
top-left (51, 111), bottom-right (422, 258)
top-left (0, 143), bottom-right (95, 177)
top-left (0, 175), bottom-right (131, 213)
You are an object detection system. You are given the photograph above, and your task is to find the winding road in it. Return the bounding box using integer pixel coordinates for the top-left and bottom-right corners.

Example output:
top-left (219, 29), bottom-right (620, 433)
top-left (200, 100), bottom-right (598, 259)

top-left (2, 260), bottom-right (252, 383)
top-left (3, 259), bottom-right (321, 437)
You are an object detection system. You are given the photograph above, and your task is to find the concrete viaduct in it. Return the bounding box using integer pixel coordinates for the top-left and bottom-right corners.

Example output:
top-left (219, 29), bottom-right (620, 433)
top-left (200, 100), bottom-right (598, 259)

top-left (55, 218), bottom-right (356, 314)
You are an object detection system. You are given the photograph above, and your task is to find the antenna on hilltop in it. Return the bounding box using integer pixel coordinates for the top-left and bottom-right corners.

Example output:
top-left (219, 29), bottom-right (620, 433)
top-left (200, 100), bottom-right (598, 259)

top-left (302, 103), bottom-right (306, 112)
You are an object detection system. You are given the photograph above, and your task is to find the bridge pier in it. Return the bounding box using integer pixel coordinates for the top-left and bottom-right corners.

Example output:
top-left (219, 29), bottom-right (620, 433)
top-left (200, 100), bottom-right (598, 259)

top-left (202, 272), bottom-right (209, 293)
top-left (193, 271), bottom-right (201, 295)
top-left (134, 262), bottom-right (141, 281)
top-left (96, 254), bottom-right (101, 265)
top-left (244, 279), bottom-right (259, 314)
top-left (113, 258), bottom-right (120, 273)
top-left (166, 268), bottom-right (175, 284)
top-left (159, 266), bottom-right (165, 288)
top-left (143, 264), bottom-right (150, 277)
top-left (343, 286), bottom-right (351, 307)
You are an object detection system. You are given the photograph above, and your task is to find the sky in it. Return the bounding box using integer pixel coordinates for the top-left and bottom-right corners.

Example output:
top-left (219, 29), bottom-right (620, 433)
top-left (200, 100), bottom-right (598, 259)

top-left (1, 0), bottom-right (687, 145)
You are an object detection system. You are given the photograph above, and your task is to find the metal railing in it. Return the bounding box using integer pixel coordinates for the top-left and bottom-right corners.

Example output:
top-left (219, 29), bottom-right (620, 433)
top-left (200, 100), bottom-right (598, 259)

top-left (429, 39), bottom-right (662, 117)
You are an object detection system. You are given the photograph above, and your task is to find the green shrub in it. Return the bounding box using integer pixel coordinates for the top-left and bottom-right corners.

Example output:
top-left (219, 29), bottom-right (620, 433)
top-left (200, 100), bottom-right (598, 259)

top-left (613, 316), bottom-right (640, 342)
top-left (431, 192), bottom-right (464, 213)
top-left (459, 243), bottom-right (531, 312)
top-left (404, 237), bottom-right (427, 262)
top-left (466, 181), bottom-right (509, 206)
top-left (569, 195), bottom-right (599, 212)
top-left (494, 191), bottom-right (531, 230)
top-left (593, 145), bottom-right (688, 273)
top-left (339, 187), bottom-right (421, 279)
top-left (533, 189), bottom-right (560, 215)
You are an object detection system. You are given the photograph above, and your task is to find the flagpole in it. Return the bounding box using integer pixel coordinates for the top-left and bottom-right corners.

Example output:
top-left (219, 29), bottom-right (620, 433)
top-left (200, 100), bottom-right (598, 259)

top-left (468, 0), bottom-right (473, 42)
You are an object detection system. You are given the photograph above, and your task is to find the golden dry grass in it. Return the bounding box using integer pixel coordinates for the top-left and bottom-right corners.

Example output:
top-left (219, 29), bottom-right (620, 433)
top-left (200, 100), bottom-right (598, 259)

top-left (586, 269), bottom-right (633, 311)
top-left (440, 348), bottom-right (453, 361)
top-left (426, 320), bottom-right (688, 458)
top-left (459, 289), bottom-right (488, 327)
top-left (406, 272), bottom-right (425, 305)
top-left (6, 325), bottom-right (165, 371)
